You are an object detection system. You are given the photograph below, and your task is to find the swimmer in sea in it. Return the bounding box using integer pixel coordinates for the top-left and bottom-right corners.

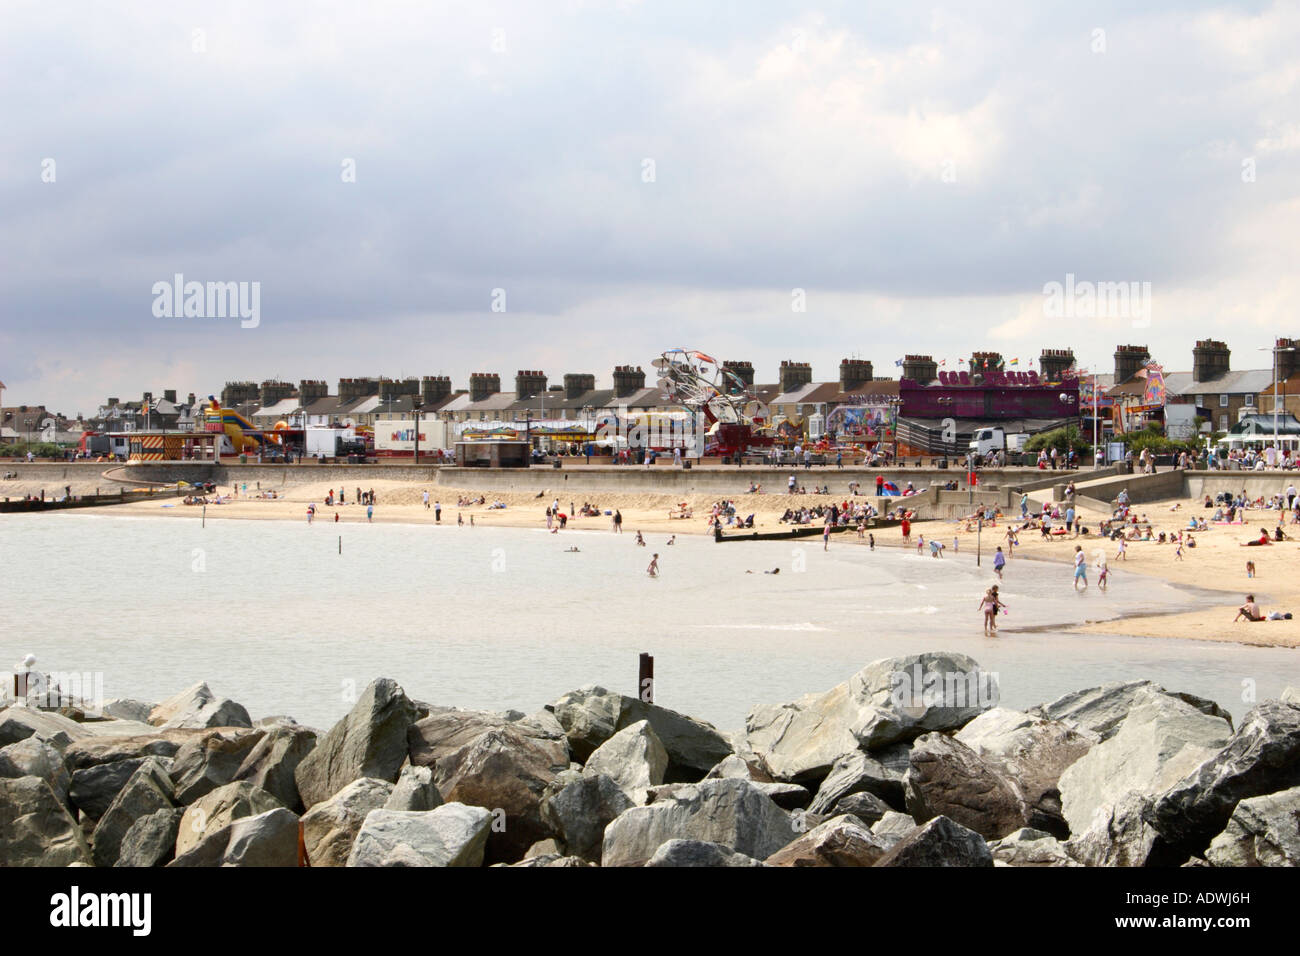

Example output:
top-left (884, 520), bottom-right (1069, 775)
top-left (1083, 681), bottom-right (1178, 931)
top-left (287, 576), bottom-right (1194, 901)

top-left (666, 535), bottom-right (676, 546)
top-left (647, 554), bottom-right (659, 577)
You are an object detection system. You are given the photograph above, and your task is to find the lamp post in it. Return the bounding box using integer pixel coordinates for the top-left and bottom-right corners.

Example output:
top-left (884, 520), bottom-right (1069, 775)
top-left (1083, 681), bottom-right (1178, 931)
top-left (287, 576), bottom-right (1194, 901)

top-left (412, 396), bottom-right (423, 465)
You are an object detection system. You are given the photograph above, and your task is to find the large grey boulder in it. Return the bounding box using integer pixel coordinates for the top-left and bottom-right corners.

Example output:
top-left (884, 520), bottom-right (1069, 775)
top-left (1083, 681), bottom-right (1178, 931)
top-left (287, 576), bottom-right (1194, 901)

top-left (1205, 786), bottom-right (1300, 867)
top-left (101, 699), bottom-right (156, 723)
top-left (547, 686), bottom-right (732, 779)
top-left (809, 748), bottom-right (909, 815)
top-left (0, 737), bottom-right (71, 807)
top-left (229, 724), bottom-right (317, 812)
top-left (431, 723), bottom-right (569, 863)
top-left (407, 706), bottom-right (566, 768)
top-left (62, 730), bottom-right (194, 771)
top-left (168, 807), bottom-right (300, 867)
top-left (91, 757), bottom-right (176, 867)
top-left (705, 751), bottom-right (776, 783)
top-left (1150, 700), bottom-right (1300, 861)
top-left (0, 775), bottom-right (92, 866)
top-left (645, 840), bottom-right (766, 867)
top-left (1059, 690), bottom-right (1231, 838)
top-left (873, 815), bottom-right (994, 867)
top-left (826, 790), bottom-right (892, 826)
top-left (904, 733), bottom-right (1029, 841)
top-left (871, 810), bottom-right (918, 849)
top-left (765, 815), bottom-right (888, 867)
top-left (70, 757), bottom-right (151, 819)
top-left (1031, 681), bottom-right (1230, 742)
top-left (385, 765), bottom-right (443, 812)
top-left (0, 706), bottom-right (90, 749)
top-left (601, 777), bottom-right (797, 867)
top-left (148, 682), bottom-right (251, 730)
top-left (989, 828), bottom-right (1082, 867)
top-left (583, 720), bottom-right (668, 804)
top-left (295, 678), bottom-right (418, 809)
top-left (539, 772), bottom-right (634, 863)
top-left (301, 777), bottom-right (394, 867)
top-left (744, 653), bottom-right (995, 783)
top-left (1065, 792), bottom-right (1160, 866)
top-left (169, 728), bottom-right (267, 805)
top-left (116, 807), bottom-right (184, 867)
top-left (177, 781), bottom-right (285, 857)
top-left (955, 707), bottom-right (1097, 837)
top-left (346, 803), bottom-right (493, 867)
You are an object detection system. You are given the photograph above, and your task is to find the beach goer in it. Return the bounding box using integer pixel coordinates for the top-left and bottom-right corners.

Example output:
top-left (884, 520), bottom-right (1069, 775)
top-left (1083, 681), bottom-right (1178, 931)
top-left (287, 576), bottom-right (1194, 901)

top-left (423, 491), bottom-right (430, 510)
top-left (1097, 553), bottom-right (1109, 590)
top-left (435, 502), bottom-right (441, 523)
top-left (307, 503), bottom-right (315, 524)
top-left (1115, 538), bottom-right (1127, 561)
top-left (992, 546), bottom-right (1006, 579)
top-left (823, 518), bottom-right (831, 551)
top-left (868, 532), bottom-right (875, 551)
top-left (1235, 594), bottom-right (1263, 622)
top-left (636, 530), bottom-right (645, 546)
top-left (458, 513), bottom-right (463, 526)
top-left (366, 504), bottom-right (374, 522)
top-left (1073, 545), bottom-right (1088, 590)
top-left (1246, 560), bottom-right (1256, 578)
top-left (979, 587), bottom-right (1005, 634)
top-left (647, 553), bottom-right (659, 577)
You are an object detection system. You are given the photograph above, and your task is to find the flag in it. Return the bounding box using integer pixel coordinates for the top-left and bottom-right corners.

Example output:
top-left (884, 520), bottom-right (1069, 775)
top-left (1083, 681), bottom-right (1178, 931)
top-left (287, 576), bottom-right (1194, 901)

top-left (983, 359), bottom-right (989, 369)
top-left (894, 358), bottom-right (903, 367)
top-left (958, 358), bottom-right (966, 365)
top-left (939, 359), bottom-right (946, 366)
top-left (1009, 358), bottom-right (1019, 366)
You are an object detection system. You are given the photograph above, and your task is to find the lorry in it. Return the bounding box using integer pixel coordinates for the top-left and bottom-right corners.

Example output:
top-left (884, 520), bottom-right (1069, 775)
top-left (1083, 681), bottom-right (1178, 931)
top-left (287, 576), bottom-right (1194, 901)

top-left (969, 427), bottom-right (1030, 457)
top-left (304, 425), bottom-right (356, 459)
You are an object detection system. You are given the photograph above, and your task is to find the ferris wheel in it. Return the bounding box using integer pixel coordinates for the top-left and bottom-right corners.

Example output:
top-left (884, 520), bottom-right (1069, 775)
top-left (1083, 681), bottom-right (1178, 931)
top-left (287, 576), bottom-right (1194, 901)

top-left (652, 349), bottom-right (755, 425)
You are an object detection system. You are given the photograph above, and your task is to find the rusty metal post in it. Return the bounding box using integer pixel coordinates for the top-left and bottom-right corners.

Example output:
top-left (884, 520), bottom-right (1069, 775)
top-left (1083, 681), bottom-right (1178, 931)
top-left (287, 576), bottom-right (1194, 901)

top-left (639, 652), bottom-right (654, 704)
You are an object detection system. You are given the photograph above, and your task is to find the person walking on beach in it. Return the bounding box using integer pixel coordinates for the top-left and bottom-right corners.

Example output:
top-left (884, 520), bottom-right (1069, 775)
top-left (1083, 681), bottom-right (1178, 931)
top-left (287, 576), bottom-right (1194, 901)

top-left (900, 517), bottom-right (911, 543)
top-left (1073, 545), bottom-right (1088, 590)
top-left (868, 532), bottom-right (875, 551)
top-left (647, 553), bottom-right (659, 577)
top-left (979, 586), bottom-right (1005, 634)
top-left (366, 503), bottom-right (374, 522)
top-left (993, 546), bottom-right (1006, 579)
top-left (613, 509), bottom-right (623, 533)
top-left (307, 503), bottom-right (315, 524)
top-left (435, 501), bottom-right (441, 523)
top-left (1020, 493), bottom-right (1029, 518)
top-left (423, 490), bottom-right (430, 510)
top-left (823, 517), bottom-right (832, 551)
top-left (546, 507), bottom-right (554, 530)
top-left (458, 513), bottom-right (463, 526)
top-left (788, 474), bottom-right (797, 494)
top-left (1096, 552), bottom-right (1109, 590)
top-left (1115, 537), bottom-right (1127, 562)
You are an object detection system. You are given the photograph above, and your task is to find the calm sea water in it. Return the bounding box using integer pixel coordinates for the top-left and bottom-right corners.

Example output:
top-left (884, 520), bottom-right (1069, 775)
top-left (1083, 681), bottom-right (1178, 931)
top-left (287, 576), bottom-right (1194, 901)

top-left (1, 513), bottom-right (1296, 732)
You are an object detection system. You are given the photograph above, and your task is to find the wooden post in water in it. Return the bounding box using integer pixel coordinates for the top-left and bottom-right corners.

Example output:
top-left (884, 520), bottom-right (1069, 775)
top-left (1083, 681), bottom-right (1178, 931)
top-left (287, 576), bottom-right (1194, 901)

top-left (338, 535), bottom-right (342, 555)
top-left (202, 504), bottom-right (206, 528)
top-left (639, 652), bottom-right (654, 704)
top-left (977, 516), bottom-right (982, 567)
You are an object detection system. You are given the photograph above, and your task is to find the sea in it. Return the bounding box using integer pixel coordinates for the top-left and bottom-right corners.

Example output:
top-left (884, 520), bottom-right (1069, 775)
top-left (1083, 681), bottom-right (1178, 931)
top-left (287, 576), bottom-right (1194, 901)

top-left (2, 512), bottom-right (1296, 733)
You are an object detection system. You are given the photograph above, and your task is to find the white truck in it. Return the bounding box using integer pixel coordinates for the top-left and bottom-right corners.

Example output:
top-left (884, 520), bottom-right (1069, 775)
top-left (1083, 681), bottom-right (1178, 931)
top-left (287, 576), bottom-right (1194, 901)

top-left (305, 425), bottom-right (356, 459)
top-left (969, 427), bottom-right (1029, 457)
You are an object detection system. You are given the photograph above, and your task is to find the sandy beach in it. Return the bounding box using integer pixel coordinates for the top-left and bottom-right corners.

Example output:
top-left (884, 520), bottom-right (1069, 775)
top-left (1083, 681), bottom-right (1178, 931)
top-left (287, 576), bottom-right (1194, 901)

top-left (88, 472), bottom-right (1300, 650)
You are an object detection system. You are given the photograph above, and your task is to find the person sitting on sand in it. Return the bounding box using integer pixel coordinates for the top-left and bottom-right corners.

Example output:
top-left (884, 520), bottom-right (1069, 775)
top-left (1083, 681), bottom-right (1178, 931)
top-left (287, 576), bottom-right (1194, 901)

top-left (1234, 594), bottom-right (1264, 622)
top-left (1243, 528), bottom-right (1272, 546)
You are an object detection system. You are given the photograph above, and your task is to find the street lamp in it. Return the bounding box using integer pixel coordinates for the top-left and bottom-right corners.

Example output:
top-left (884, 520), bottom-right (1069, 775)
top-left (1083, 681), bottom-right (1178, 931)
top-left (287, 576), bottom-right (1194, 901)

top-left (1259, 343), bottom-right (1297, 464)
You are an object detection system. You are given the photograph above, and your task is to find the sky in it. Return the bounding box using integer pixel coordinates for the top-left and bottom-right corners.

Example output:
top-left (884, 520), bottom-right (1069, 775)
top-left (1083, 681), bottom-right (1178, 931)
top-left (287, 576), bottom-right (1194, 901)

top-left (3, 0), bottom-right (1299, 416)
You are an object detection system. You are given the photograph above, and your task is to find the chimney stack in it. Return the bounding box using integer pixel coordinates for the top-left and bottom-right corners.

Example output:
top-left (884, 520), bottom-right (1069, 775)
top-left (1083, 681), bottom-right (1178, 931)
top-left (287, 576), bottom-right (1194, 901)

top-left (421, 376), bottom-right (452, 405)
top-left (1275, 338), bottom-right (1300, 382)
top-left (722, 361), bottom-right (754, 393)
top-left (299, 380), bottom-right (328, 405)
top-left (337, 377), bottom-right (379, 403)
top-left (259, 380), bottom-right (295, 406)
top-left (514, 370), bottom-right (548, 401)
top-left (221, 382), bottom-right (259, 408)
top-left (163, 389), bottom-right (177, 404)
top-left (1113, 345), bottom-right (1150, 384)
top-left (839, 359), bottom-right (874, 393)
top-left (779, 361), bottom-right (813, 394)
top-left (564, 373), bottom-right (596, 400)
top-left (1039, 348), bottom-right (1075, 383)
top-left (1192, 339), bottom-right (1230, 383)
top-left (902, 355), bottom-right (938, 385)
top-left (469, 373), bottom-right (501, 403)
top-left (612, 365), bottom-right (646, 399)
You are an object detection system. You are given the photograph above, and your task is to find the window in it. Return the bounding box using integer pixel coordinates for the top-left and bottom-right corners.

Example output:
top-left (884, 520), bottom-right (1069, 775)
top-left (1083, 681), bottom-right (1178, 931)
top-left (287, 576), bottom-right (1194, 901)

top-left (1219, 395), bottom-right (1229, 408)
top-left (1195, 395), bottom-right (1204, 407)
top-left (1245, 395), bottom-right (1255, 407)
top-left (1220, 414), bottom-right (1229, 431)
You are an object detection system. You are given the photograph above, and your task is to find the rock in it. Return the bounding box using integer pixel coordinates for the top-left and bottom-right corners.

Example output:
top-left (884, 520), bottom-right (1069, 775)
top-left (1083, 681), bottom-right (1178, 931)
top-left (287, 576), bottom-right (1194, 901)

top-left (825, 790), bottom-right (892, 826)
top-left (539, 773), bottom-right (634, 863)
top-left (169, 728), bottom-right (267, 805)
top-left (507, 854), bottom-right (593, 867)
top-left (301, 777), bottom-right (394, 867)
top-left (1059, 690), bottom-right (1231, 838)
top-left (62, 730), bottom-right (195, 771)
top-left (116, 807), bottom-right (184, 867)
top-left (582, 719), bottom-right (668, 804)
top-left (0, 738), bottom-right (71, 806)
top-left (904, 733), bottom-right (1030, 840)
top-left (871, 810), bottom-right (918, 848)
top-left (1032, 680), bottom-right (1229, 741)
top-left (1065, 792), bottom-right (1160, 866)
top-left (148, 682), bottom-right (252, 730)
top-left (295, 679), bottom-right (419, 809)
top-left (645, 839), bottom-right (766, 867)
top-left (229, 725), bottom-right (317, 812)
top-left (809, 749), bottom-right (909, 815)
top-left (754, 781), bottom-right (812, 811)
top-left (705, 752), bottom-right (776, 783)
top-left (177, 781), bottom-right (285, 857)
top-left (548, 685), bottom-right (622, 762)
top-left (766, 815), bottom-right (888, 866)
top-left (407, 706), bottom-right (567, 768)
top-left (168, 807), bottom-right (300, 867)
top-left (0, 776), bottom-right (92, 866)
top-left (101, 699), bottom-right (156, 724)
top-left (601, 777), bottom-right (797, 867)
top-left (385, 765), bottom-right (443, 811)
top-left (91, 757), bottom-right (176, 867)
top-left (955, 707), bottom-right (1097, 837)
top-left (989, 828), bottom-right (1082, 867)
top-left (745, 653), bottom-right (995, 783)
top-left (0, 706), bottom-right (90, 749)
top-left (1150, 701), bottom-right (1300, 861)
top-left (346, 803), bottom-right (493, 867)
top-left (873, 815), bottom-right (994, 867)
top-left (1281, 687), bottom-right (1299, 705)
top-left (69, 757), bottom-right (153, 819)
top-left (525, 838), bottom-right (564, 859)
top-left (432, 723), bottom-right (569, 863)
top-left (1205, 786), bottom-right (1300, 867)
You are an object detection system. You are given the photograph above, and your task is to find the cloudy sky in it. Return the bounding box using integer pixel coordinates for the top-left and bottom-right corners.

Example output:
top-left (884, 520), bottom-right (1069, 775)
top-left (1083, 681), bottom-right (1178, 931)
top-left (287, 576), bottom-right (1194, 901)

top-left (3, 0), bottom-right (1298, 415)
